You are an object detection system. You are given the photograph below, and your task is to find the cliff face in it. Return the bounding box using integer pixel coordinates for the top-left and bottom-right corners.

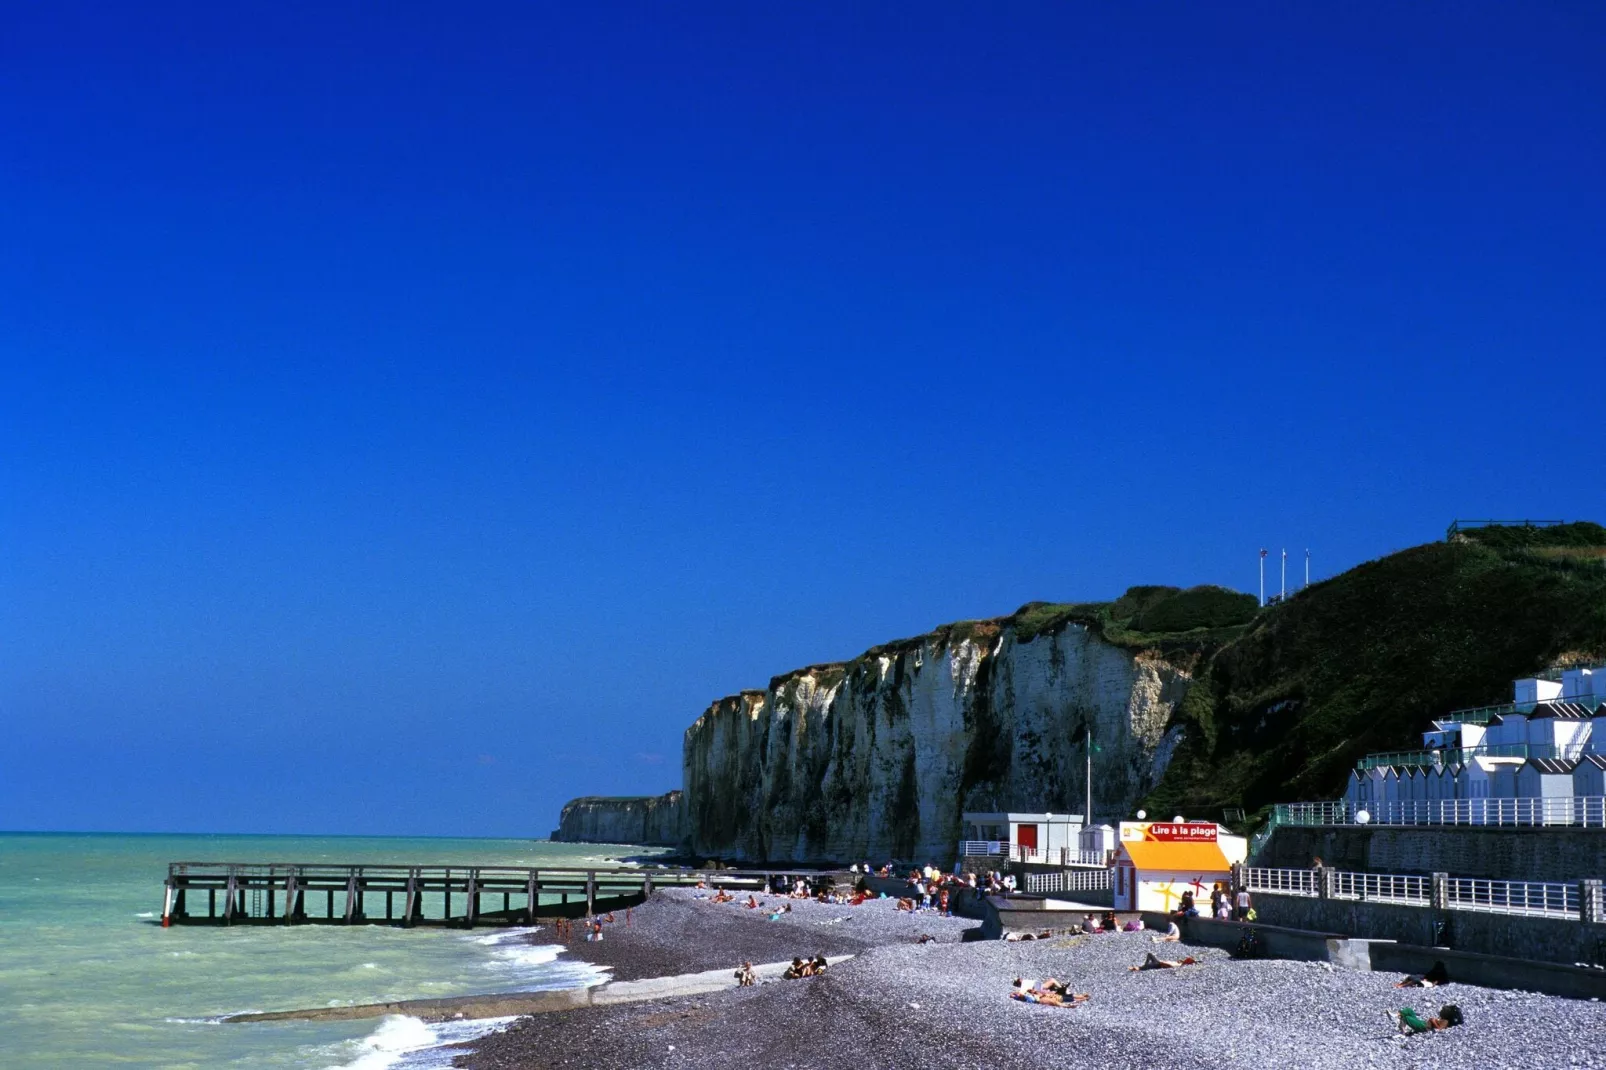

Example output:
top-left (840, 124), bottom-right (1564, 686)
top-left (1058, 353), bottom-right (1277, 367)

top-left (682, 621), bottom-right (1196, 864)
top-left (553, 791), bottom-right (684, 846)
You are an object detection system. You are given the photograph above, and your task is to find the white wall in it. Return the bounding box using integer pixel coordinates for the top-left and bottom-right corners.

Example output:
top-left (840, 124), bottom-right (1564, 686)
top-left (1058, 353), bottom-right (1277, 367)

top-left (1133, 869), bottom-right (1231, 913)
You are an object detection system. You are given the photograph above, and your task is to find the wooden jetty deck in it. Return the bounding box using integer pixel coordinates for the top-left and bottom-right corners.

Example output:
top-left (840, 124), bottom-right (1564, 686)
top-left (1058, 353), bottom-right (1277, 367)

top-left (161, 862), bottom-right (775, 927)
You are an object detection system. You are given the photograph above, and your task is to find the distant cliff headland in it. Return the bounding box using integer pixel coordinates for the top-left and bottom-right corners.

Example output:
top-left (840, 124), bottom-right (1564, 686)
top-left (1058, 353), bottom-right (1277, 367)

top-left (555, 523), bottom-right (1606, 864)
top-left (552, 791), bottom-right (684, 846)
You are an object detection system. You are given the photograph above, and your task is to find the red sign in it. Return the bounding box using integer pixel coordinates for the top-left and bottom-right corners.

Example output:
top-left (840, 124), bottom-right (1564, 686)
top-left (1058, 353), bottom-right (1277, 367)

top-left (1143, 822), bottom-right (1218, 842)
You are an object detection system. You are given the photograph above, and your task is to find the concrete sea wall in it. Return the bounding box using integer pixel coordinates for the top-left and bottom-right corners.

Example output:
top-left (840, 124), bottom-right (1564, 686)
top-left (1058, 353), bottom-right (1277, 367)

top-left (1248, 894), bottom-right (1606, 968)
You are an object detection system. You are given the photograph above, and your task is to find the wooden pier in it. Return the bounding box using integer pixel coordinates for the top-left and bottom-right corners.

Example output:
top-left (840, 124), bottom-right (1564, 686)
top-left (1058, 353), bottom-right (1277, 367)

top-left (160, 862), bottom-right (772, 927)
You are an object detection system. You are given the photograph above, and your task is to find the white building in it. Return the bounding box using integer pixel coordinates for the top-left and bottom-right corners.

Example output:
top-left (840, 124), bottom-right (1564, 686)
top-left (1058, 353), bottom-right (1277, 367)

top-left (959, 811), bottom-right (1084, 864)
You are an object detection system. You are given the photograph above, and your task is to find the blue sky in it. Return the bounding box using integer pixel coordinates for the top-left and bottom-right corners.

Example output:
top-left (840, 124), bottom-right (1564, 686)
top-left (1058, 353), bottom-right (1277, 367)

top-left (3, 2), bottom-right (1602, 835)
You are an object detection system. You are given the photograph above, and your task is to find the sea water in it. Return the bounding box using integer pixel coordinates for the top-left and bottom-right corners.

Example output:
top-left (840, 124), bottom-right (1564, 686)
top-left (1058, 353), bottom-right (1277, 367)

top-left (0, 833), bottom-right (658, 1068)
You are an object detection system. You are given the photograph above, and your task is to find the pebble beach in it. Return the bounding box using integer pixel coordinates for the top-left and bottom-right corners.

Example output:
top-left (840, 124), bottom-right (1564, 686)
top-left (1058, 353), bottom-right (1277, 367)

top-left (456, 887), bottom-right (1606, 1070)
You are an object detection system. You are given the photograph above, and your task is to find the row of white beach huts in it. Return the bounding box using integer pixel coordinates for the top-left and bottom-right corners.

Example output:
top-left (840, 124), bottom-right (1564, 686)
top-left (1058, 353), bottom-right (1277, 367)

top-left (1343, 667), bottom-right (1606, 807)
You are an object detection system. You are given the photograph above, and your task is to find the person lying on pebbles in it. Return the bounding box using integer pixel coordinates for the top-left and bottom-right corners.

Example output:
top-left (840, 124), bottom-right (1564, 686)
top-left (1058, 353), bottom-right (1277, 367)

top-left (1010, 978), bottom-right (1090, 1007)
top-left (1130, 952), bottom-right (1198, 971)
top-left (1003, 929), bottom-right (1055, 941)
top-left (711, 889), bottom-right (735, 904)
top-left (1395, 961), bottom-right (1450, 989)
top-left (1388, 1004), bottom-right (1464, 1035)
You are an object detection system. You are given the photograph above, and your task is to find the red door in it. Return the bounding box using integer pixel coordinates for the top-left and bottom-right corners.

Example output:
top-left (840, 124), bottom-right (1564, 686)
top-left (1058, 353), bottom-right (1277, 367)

top-left (1017, 824), bottom-right (1039, 851)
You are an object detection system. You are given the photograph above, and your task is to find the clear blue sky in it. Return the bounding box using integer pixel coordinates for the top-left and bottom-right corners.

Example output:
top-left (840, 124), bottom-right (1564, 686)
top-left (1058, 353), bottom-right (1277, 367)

top-left (3, 3), bottom-right (1602, 836)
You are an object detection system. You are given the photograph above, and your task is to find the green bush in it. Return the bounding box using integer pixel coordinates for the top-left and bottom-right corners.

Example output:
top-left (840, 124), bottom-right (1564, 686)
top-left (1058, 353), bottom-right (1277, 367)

top-left (1458, 520), bottom-right (1606, 550)
top-left (1133, 585), bottom-right (1259, 632)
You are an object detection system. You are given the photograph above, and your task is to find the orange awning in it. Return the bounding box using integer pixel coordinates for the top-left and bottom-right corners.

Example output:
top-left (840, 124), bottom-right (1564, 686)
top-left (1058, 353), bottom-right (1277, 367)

top-left (1121, 840), bottom-right (1231, 873)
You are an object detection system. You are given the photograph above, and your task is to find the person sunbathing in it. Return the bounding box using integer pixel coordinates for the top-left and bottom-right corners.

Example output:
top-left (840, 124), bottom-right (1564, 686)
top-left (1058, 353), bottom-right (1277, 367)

top-left (783, 957), bottom-right (807, 980)
top-left (896, 897), bottom-right (916, 912)
top-left (1131, 952), bottom-right (1198, 971)
top-left (1395, 961), bottom-right (1451, 989)
top-left (1388, 1004), bottom-right (1464, 1034)
top-left (711, 889), bottom-right (735, 904)
top-left (1101, 911), bottom-right (1119, 932)
top-left (1010, 978), bottom-right (1090, 1006)
top-left (810, 955), bottom-right (827, 975)
top-left (744, 895), bottom-right (760, 909)
top-left (733, 961), bottom-right (756, 987)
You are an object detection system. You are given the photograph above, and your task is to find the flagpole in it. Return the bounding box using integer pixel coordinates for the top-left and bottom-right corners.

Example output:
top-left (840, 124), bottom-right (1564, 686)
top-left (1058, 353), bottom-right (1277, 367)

top-left (1086, 725), bottom-right (1092, 827)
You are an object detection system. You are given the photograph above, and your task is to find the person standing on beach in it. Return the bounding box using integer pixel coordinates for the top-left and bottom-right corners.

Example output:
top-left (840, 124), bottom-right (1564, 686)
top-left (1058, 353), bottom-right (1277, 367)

top-left (1234, 887), bottom-right (1251, 921)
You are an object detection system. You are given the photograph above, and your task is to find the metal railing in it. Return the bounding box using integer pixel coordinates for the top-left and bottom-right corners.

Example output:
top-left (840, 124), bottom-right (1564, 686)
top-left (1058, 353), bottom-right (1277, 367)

top-left (1330, 871), bottom-right (1429, 906)
top-left (1355, 741), bottom-right (1585, 770)
top-left (1025, 868), bottom-right (1112, 895)
top-left (1244, 866), bottom-right (1597, 923)
top-left (957, 841), bottom-right (1006, 857)
top-left (1446, 878), bottom-right (1579, 920)
top-left (961, 843), bottom-right (1109, 866)
top-left (1245, 867), bottom-right (1319, 897)
top-left (1273, 797), bottom-right (1606, 828)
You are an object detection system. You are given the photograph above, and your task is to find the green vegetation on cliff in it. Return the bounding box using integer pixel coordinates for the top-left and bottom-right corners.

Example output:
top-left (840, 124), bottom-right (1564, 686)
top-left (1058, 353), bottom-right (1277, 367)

top-left (1143, 523), bottom-right (1606, 821)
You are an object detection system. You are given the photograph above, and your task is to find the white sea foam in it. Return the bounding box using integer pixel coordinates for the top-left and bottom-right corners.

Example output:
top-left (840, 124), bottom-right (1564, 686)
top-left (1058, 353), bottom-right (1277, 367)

top-left (465, 925), bottom-right (542, 947)
top-left (323, 1014), bottom-right (518, 1070)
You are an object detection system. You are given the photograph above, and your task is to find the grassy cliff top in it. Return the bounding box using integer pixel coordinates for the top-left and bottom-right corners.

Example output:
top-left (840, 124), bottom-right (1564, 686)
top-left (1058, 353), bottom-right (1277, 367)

top-left (760, 584), bottom-right (1259, 692)
top-left (1144, 522), bottom-right (1606, 822)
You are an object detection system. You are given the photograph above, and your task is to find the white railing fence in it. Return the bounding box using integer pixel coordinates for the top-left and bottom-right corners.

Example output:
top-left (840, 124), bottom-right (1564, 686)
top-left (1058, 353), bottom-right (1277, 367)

top-left (957, 841), bottom-right (1007, 857)
top-left (1331, 871), bottom-right (1429, 906)
top-left (1275, 796), bottom-right (1606, 829)
top-left (960, 843), bottom-right (1108, 866)
top-left (1445, 878), bottom-right (1579, 920)
top-left (1025, 868), bottom-right (1113, 895)
top-left (1245, 867), bottom-right (1319, 897)
top-left (1244, 866), bottom-right (1600, 923)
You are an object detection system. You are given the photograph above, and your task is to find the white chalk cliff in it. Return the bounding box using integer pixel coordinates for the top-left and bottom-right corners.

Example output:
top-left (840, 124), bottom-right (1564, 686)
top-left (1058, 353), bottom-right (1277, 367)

top-left (682, 619), bottom-right (1196, 864)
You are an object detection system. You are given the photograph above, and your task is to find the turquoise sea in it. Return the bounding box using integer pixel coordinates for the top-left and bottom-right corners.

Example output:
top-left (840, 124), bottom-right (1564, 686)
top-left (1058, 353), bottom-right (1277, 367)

top-left (0, 833), bottom-right (659, 1068)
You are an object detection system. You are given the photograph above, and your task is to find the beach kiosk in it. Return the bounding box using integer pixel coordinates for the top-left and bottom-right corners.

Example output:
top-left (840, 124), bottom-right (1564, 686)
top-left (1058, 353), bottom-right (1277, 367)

top-left (1111, 821), bottom-right (1248, 912)
top-left (959, 811), bottom-right (1084, 864)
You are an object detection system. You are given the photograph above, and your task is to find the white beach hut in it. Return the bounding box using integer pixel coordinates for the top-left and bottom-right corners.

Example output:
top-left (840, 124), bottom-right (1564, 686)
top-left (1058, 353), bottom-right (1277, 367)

top-left (1516, 758), bottom-right (1578, 799)
top-left (1588, 706), bottom-right (1606, 755)
top-left (1526, 702), bottom-right (1592, 756)
top-left (1574, 754), bottom-right (1606, 797)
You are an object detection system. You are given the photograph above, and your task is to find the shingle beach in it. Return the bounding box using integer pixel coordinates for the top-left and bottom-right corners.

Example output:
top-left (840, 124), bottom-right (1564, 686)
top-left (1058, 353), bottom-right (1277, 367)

top-left (454, 887), bottom-right (1606, 1070)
